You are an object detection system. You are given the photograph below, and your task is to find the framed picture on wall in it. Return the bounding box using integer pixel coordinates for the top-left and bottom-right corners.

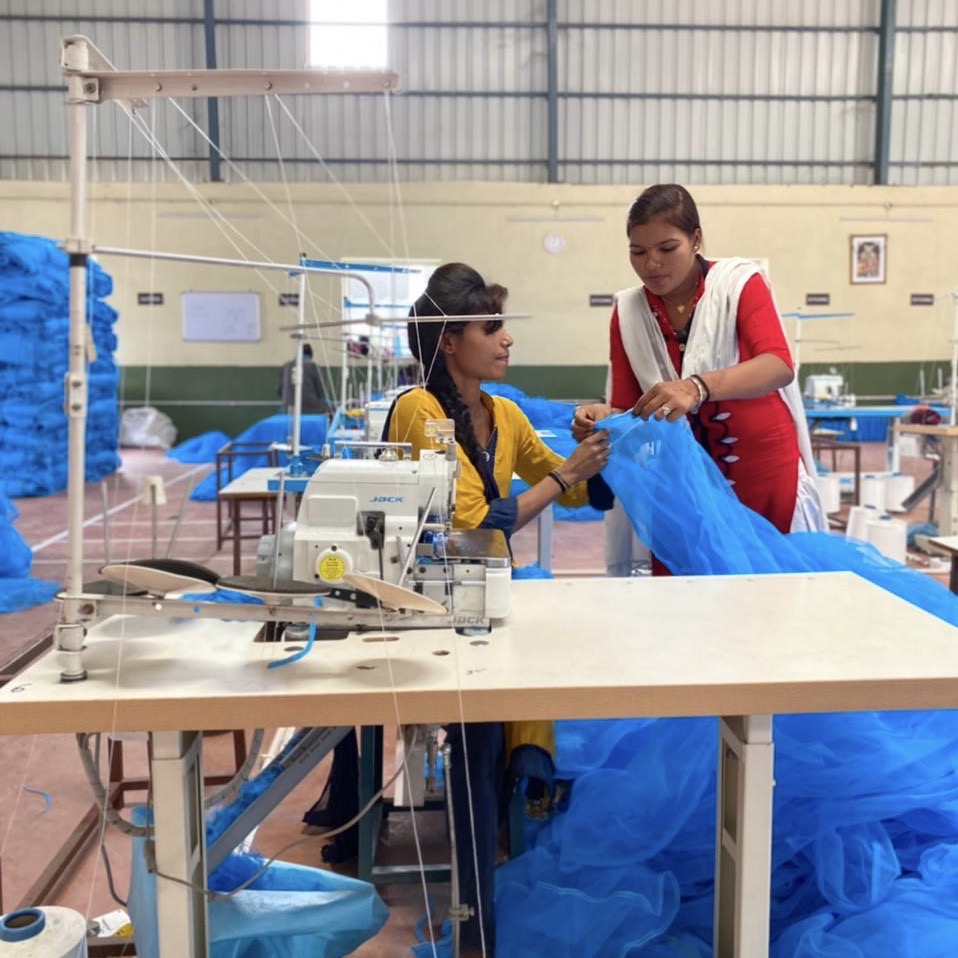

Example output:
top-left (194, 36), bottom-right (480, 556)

top-left (850, 234), bottom-right (886, 285)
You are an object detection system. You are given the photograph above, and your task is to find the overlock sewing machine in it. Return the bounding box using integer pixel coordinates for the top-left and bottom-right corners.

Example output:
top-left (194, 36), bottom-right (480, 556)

top-left (68, 421), bottom-right (512, 645)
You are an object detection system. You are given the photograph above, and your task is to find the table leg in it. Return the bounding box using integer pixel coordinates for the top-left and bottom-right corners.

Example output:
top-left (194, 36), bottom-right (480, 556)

top-left (150, 731), bottom-right (208, 958)
top-left (358, 725), bottom-right (384, 882)
top-left (852, 444), bottom-right (861, 506)
top-left (231, 501), bottom-right (242, 575)
top-left (714, 714), bottom-right (773, 958)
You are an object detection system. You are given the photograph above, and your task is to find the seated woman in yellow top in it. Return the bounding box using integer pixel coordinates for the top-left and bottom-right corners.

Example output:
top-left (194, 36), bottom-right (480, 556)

top-left (386, 262), bottom-right (610, 955)
top-left (387, 262), bottom-right (609, 534)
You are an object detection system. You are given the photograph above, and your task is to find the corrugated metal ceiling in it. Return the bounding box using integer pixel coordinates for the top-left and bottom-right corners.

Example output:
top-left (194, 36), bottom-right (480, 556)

top-left (0, 1), bottom-right (955, 186)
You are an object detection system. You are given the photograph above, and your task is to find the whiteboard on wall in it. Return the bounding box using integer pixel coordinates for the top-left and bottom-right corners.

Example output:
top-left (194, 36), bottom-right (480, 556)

top-left (181, 291), bottom-right (261, 342)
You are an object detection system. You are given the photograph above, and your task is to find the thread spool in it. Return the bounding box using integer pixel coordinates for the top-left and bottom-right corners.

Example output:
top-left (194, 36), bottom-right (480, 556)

top-left (865, 515), bottom-right (907, 564)
top-left (0, 906), bottom-right (88, 957)
top-left (846, 504), bottom-right (878, 542)
top-left (815, 474), bottom-right (841, 514)
top-left (860, 473), bottom-right (886, 510)
top-left (885, 473), bottom-right (915, 513)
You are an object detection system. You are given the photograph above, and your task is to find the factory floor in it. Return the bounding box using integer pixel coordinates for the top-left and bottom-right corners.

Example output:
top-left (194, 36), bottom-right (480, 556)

top-left (0, 442), bottom-right (950, 956)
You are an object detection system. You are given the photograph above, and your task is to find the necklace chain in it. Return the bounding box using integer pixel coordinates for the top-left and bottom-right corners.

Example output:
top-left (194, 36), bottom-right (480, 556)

top-left (663, 287), bottom-right (698, 315)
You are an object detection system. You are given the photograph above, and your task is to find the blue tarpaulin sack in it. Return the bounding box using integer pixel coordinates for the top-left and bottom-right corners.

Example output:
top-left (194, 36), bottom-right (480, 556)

top-left (493, 412), bottom-right (958, 957)
top-left (127, 807), bottom-right (388, 958)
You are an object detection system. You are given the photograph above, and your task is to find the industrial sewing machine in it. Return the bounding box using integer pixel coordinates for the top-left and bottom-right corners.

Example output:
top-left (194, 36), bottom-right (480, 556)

top-left (803, 372), bottom-right (853, 405)
top-left (63, 424), bottom-right (511, 668)
top-left (259, 430), bottom-right (512, 626)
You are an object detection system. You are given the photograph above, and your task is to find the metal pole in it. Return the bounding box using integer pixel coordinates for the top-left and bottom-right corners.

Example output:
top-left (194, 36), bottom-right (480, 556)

top-left (950, 293), bottom-right (958, 426)
top-left (93, 246), bottom-right (377, 308)
top-left (292, 271), bottom-right (307, 457)
top-left (57, 71), bottom-right (92, 681)
top-left (873, 0), bottom-right (896, 185)
top-left (202, 0), bottom-right (222, 183)
top-left (546, 0), bottom-right (559, 184)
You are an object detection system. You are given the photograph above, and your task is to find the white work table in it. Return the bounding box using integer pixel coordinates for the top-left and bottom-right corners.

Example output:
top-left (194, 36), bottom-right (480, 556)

top-left (3, 573), bottom-right (957, 958)
top-left (930, 534), bottom-right (958, 594)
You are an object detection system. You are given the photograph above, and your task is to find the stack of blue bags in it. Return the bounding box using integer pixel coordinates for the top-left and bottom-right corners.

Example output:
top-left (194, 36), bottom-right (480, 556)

top-left (0, 231), bottom-right (119, 611)
top-left (0, 231), bottom-right (120, 497)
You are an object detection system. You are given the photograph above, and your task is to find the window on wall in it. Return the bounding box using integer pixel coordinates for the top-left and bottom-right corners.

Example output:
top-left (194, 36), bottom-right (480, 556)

top-left (341, 260), bottom-right (435, 362)
top-left (309, 0), bottom-right (388, 68)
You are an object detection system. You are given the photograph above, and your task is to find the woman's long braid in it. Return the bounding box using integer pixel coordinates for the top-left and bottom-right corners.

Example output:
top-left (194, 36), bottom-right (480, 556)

top-left (406, 262), bottom-right (508, 476)
top-left (424, 354), bottom-right (486, 473)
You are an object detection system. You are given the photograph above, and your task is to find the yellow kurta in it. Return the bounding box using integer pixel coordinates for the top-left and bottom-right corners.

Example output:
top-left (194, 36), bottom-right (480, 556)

top-left (387, 387), bottom-right (588, 528)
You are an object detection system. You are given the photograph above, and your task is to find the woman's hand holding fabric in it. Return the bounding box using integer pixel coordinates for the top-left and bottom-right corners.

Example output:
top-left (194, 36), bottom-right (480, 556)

top-left (557, 429), bottom-right (610, 485)
top-left (633, 379), bottom-right (701, 422)
top-left (571, 402), bottom-right (611, 441)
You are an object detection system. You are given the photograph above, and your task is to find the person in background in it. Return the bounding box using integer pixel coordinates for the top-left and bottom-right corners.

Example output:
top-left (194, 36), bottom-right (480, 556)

top-left (387, 262), bottom-right (611, 955)
top-left (277, 342), bottom-right (329, 415)
top-left (573, 183), bottom-right (824, 575)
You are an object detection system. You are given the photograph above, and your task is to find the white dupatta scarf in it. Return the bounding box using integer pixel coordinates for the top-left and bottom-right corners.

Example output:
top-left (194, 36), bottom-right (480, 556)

top-left (614, 257), bottom-right (825, 532)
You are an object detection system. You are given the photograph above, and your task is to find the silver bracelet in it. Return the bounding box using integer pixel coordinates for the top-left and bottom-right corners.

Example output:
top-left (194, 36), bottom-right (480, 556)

top-left (688, 375), bottom-right (707, 414)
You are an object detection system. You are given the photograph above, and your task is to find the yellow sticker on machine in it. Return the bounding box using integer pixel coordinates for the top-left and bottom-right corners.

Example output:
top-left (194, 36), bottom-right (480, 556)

top-left (318, 553), bottom-right (347, 581)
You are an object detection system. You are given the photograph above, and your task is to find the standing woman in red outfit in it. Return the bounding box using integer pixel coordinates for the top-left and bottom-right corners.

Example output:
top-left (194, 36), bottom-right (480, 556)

top-left (573, 184), bottom-right (824, 572)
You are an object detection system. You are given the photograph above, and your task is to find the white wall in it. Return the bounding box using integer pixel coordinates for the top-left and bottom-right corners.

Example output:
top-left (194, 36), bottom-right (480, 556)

top-left (3, 179), bottom-right (957, 369)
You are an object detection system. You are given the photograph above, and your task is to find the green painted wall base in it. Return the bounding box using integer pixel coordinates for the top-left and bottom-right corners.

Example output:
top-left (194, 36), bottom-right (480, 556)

top-left (120, 362), bottom-right (951, 441)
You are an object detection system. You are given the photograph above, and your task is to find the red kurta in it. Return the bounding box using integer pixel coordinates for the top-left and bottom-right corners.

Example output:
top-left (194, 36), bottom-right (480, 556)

top-left (609, 267), bottom-right (800, 535)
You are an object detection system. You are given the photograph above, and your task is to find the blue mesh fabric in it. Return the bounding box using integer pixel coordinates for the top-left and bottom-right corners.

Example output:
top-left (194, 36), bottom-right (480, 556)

top-left (167, 430), bottom-right (231, 463)
top-left (190, 415), bottom-right (330, 500)
top-left (0, 232), bottom-right (119, 611)
top-left (495, 411), bottom-right (958, 956)
top-left (129, 813), bottom-right (388, 958)
top-left (0, 232), bottom-right (119, 499)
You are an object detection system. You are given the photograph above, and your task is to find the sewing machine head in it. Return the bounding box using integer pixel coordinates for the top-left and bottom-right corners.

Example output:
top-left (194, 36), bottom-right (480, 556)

top-left (291, 442), bottom-right (456, 584)
top-left (803, 372), bottom-right (845, 404)
top-left (274, 430), bottom-right (511, 624)
top-left (66, 424), bottom-right (510, 657)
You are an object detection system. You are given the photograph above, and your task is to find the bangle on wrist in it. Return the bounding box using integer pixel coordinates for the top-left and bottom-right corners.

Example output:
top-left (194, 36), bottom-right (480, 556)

top-left (547, 470), bottom-right (570, 495)
top-left (688, 374), bottom-right (710, 413)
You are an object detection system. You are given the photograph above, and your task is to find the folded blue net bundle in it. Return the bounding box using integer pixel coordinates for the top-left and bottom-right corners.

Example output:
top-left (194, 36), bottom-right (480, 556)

top-left (0, 231), bottom-right (120, 497)
top-left (495, 412), bottom-right (958, 957)
top-left (0, 484), bottom-right (59, 612)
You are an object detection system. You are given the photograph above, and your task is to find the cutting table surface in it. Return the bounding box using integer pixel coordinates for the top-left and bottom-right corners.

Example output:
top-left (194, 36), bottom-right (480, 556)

top-left (3, 572), bottom-right (956, 735)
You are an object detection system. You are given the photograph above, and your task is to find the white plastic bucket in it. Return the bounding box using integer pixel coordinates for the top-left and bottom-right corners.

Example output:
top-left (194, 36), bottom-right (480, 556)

top-left (865, 515), bottom-right (907, 564)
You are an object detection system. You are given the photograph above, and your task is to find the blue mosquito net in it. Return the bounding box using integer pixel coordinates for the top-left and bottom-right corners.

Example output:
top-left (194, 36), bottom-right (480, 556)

top-left (494, 411), bottom-right (958, 958)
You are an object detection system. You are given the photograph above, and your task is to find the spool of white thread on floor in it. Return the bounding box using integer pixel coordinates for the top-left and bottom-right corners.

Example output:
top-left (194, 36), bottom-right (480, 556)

top-left (816, 474), bottom-right (841, 514)
top-left (865, 514), bottom-right (907, 564)
top-left (885, 473), bottom-right (915, 513)
top-left (860, 473), bottom-right (886, 510)
top-left (0, 906), bottom-right (88, 957)
top-left (846, 504), bottom-right (878, 541)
